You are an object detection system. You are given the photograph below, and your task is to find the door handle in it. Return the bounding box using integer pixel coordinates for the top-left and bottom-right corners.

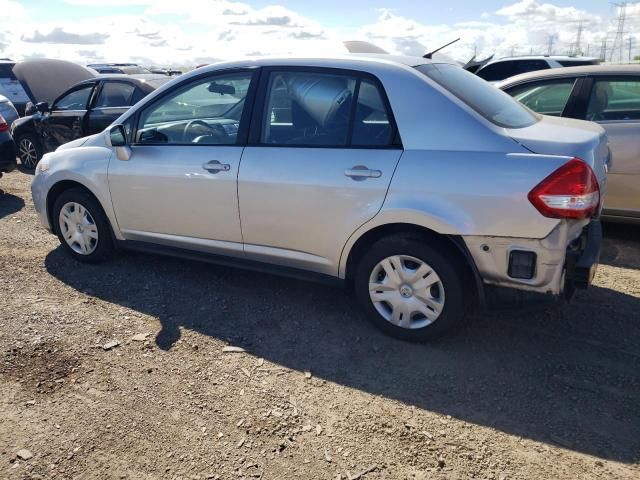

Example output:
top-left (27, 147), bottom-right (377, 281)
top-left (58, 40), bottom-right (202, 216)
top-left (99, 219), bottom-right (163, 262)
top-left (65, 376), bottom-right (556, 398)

top-left (344, 166), bottom-right (382, 180)
top-left (202, 160), bottom-right (231, 173)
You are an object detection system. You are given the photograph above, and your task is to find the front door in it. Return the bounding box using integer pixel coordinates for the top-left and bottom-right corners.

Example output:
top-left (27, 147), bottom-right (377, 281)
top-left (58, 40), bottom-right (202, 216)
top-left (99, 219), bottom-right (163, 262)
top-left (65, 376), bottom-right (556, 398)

top-left (238, 68), bottom-right (402, 275)
top-left (42, 83), bottom-right (95, 152)
top-left (108, 70), bottom-right (257, 256)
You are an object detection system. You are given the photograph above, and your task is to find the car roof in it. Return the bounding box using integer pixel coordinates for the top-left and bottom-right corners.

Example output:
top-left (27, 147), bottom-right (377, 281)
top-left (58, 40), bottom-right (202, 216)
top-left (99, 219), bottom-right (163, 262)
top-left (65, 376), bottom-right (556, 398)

top-left (192, 55), bottom-right (443, 77)
top-left (496, 64), bottom-right (640, 87)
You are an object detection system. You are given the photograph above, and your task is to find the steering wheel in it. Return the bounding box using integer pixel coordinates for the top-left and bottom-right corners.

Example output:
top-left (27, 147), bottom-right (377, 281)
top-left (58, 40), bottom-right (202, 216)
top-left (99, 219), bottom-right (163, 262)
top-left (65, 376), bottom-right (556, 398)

top-left (182, 119), bottom-right (226, 142)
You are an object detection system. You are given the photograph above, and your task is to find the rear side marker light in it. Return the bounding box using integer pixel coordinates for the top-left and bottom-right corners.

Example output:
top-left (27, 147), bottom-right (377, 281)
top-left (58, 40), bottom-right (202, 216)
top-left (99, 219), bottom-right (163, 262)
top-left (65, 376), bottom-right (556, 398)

top-left (528, 158), bottom-right (600, 220)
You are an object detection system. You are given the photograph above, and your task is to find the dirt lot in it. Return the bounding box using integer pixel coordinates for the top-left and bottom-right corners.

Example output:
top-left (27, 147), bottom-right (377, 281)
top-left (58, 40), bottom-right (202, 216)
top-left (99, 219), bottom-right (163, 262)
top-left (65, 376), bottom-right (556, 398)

top-left (0, 168), bottom-right (639, 480)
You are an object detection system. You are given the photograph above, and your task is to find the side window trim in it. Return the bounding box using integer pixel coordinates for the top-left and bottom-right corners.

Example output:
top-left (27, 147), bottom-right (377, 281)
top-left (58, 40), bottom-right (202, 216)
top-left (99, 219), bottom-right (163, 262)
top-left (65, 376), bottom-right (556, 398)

top-left (247, 65), bottom-right (402, 149)
top-left (129, 67), bottom-right (260, 147)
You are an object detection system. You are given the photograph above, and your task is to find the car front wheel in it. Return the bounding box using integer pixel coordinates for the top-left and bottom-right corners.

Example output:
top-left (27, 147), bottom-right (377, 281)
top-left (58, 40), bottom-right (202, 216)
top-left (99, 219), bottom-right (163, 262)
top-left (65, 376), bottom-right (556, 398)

top-left (354, 235), bottom-right (466, 341)
top-left (52, 188), bottom-right (114, 263)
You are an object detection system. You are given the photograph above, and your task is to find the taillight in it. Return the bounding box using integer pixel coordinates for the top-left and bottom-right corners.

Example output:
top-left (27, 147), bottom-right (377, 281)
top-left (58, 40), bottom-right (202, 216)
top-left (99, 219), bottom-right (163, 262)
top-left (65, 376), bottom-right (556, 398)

top-left (0, 114), bottom-right (8, 132)
top-left (528, 158), bottom-right (600, 219)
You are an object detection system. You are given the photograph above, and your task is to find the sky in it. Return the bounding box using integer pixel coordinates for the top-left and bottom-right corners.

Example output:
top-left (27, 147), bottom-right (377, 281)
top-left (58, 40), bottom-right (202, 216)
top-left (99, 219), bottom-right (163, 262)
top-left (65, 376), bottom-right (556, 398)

top-left (1, 0), bottom-right (639, 67)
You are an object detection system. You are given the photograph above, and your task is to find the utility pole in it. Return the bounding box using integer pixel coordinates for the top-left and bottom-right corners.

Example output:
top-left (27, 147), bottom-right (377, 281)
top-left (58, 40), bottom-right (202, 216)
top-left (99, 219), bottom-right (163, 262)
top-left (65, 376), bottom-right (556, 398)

top-left (509, 44), bottom-right (517, 57)
top-left (547, 34), bottom-right (556, 55)
top-left (629, 36), bottom-right (635, 62)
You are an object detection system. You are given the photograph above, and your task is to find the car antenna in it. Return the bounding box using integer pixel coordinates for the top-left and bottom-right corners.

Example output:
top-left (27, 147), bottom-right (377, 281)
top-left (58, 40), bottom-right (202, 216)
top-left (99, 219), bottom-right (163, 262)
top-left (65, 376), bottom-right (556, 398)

top-left (423, 38), bottom-right (460, 59)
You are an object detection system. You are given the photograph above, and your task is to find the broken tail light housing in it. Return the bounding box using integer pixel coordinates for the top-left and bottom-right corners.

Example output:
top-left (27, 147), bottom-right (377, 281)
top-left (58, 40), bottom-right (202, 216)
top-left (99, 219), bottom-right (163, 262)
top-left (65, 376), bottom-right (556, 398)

top-left (528, 158), bottom-right (600, 220)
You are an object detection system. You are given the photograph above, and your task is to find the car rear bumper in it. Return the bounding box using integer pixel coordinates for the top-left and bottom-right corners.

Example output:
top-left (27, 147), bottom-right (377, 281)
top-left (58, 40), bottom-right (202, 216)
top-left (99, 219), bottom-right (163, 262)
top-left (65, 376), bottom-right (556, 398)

top-left (564, 220), bottom-right (602, 293)
top-left (462, 219), bottom-right (598, 296)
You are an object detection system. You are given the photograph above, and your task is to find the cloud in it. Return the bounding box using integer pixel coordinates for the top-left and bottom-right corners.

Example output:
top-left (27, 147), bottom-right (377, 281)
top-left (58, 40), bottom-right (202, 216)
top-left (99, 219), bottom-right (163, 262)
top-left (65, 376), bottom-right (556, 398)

top-left (2, 0), bottom-right (636, 67)
top-left (290, 31), bottom-right (326, 40)
top-left (22, 27), bottom-right (109, 45)
top-left (231, 15), bottom-right (296, 27)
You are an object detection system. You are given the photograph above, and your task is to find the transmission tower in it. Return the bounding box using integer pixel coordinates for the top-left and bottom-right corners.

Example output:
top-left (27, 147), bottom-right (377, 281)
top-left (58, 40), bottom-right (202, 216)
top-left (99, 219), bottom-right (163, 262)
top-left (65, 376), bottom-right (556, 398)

top-left (571, 23), bottom-right (584, 56)
top-left (610, 2), bottom-right (629, 62)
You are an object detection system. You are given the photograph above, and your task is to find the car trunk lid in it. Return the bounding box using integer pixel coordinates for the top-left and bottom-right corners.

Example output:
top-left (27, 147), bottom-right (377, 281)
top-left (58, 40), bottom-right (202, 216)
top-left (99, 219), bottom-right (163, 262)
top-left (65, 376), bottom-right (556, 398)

top-left (506, 114), bottom-right (609, 192)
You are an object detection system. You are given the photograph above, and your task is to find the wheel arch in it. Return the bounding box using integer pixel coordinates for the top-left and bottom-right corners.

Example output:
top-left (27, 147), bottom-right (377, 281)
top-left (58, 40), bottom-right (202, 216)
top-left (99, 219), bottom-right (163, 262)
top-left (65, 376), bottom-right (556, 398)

top-left (46, 180), bottom-right (118, 245)
top-left (341, 222), bottom-right (485, 307)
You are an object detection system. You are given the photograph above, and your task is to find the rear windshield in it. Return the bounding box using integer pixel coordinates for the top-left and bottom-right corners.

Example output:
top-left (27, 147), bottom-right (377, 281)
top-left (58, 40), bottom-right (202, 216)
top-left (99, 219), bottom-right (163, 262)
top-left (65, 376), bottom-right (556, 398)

top-left (415, 63), bottom-right (538, 129)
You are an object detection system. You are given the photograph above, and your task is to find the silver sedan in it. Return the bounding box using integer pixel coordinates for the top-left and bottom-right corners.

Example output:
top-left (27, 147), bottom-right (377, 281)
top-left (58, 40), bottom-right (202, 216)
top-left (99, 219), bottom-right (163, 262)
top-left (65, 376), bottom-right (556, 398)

top-left (31, 55), bottom-right (608, 341)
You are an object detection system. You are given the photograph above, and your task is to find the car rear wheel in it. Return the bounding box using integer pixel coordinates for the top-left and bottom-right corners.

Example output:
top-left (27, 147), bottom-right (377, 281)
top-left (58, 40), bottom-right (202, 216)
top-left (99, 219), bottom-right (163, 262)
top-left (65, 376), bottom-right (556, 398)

top-left (354, 235), bottom-right (466, 341)
top-left (17, 134), bottom-right (42, 169)
top-left (52, 188), bottom-right (114, 263)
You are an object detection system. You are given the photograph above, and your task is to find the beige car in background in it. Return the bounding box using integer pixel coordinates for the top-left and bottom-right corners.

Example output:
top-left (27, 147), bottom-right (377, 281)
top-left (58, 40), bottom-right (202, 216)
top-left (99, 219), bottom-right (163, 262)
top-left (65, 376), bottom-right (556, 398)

top-left (498, 65), bottom-right (640, 224)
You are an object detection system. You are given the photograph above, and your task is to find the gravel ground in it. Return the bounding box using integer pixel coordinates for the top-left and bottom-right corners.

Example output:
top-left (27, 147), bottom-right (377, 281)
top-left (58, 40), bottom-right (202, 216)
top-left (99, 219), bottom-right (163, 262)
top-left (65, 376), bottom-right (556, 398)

top-left (1, 168), bottom-right (639, 480)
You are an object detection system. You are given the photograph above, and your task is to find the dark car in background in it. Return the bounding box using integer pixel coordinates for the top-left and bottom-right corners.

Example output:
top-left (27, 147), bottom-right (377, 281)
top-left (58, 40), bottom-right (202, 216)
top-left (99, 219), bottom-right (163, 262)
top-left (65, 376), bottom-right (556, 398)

top-left (11, 74), bottom-right (170, 168)
top-left (498, 64), bottom-right (640, 223)
top-left (0, 114), bottom-right (17, 177)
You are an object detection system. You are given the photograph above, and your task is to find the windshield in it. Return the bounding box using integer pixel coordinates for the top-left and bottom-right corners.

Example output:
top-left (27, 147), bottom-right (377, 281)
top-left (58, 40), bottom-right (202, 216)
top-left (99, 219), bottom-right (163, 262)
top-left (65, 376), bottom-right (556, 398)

top-left (415, 64), bottom-right (538, 129)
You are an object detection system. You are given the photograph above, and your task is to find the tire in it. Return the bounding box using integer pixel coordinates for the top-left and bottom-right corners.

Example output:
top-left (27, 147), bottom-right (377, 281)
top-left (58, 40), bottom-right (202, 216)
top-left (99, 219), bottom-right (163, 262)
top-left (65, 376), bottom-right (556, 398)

top-left (52, 188), bottom-right (114, 263)
top-left (16, 133), bottom-right (43, 170)
top-left (354, 235), bottom-right (467, 341)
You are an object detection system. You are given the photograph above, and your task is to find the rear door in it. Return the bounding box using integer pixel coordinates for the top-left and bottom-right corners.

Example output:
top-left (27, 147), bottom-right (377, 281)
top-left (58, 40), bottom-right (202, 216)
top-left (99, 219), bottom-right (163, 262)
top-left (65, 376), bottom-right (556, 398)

top-left (42, 82), bottom-right (96, 151)
top-left (238, 67), bottom-right (403, 275)
top-left (582, 76), bottom-right (640, 218)
top-left (86, 80), bottom-right (138, 135)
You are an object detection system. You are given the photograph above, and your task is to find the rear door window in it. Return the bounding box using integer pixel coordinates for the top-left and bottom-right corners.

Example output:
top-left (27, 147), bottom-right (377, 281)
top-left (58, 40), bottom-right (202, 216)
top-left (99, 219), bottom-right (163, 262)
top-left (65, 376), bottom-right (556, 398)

top-left (260, 70), bottom-right (397, 147)
top-left (95, 81), bottom-right (136, 108)
top-left (506, 79), bottom-right (577, 117)
top-left (587, 79), bottom-right (640, 121)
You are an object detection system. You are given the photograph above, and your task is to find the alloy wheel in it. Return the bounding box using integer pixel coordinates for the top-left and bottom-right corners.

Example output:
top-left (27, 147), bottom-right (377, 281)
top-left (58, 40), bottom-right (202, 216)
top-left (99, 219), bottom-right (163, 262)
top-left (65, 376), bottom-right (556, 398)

top-left (18, 138), bottom-right (38, 169)
top-left (58, 202), bottom-right (99, 255)
top-left (368, 255), bottom-right (445, 329)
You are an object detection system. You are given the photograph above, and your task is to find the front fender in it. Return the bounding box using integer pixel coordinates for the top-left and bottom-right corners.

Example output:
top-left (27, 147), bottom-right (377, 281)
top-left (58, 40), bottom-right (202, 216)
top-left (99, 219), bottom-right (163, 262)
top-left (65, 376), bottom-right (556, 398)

top-left (32, 145), bottom-right (121, 239)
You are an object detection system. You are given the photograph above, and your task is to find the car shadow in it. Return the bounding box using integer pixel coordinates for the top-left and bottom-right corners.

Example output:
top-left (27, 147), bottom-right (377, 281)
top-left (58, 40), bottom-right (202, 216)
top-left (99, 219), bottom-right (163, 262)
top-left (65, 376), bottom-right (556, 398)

top-left (17, 163), bottom-right (35, 176)
top-left (601, 222), bottom-right (640, 270)
top-left (0, 189), bottom-right (25, 219)
top-left (44, 246), bottom-right (640, 463)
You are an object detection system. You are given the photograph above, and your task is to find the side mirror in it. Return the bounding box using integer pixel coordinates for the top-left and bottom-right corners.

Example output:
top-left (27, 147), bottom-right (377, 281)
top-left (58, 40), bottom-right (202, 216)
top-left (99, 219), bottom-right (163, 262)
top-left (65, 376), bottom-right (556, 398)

top-left (107, 124), bottom-right (127, 147)
top-left (35, 102), bottom-right (49, 113)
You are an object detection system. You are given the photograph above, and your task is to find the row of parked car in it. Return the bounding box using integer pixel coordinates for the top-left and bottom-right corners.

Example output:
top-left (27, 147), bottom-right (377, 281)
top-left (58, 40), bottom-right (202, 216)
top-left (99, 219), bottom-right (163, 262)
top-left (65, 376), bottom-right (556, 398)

top-left (0, 59), bottom-right (172, 176)
top-left (1, 51), bottom-right (638, 341)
